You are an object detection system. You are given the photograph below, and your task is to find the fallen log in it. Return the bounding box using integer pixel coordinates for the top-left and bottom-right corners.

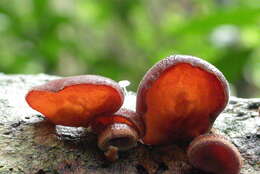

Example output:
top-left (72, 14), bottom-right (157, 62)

top-left (0, 74), bottom-right (259, 174)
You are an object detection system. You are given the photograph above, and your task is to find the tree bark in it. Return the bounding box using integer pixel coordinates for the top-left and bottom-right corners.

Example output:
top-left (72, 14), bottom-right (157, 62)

top-left (0, 74), bottom-right (259, 174)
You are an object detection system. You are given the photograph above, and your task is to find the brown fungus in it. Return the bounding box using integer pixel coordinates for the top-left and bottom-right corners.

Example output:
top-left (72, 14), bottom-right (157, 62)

top-left (187, 134), bottom-right (242, 174)
top-left (136, 55), bottom-right (229, 145)
top-left (90, 108), bottom-right (144, 161)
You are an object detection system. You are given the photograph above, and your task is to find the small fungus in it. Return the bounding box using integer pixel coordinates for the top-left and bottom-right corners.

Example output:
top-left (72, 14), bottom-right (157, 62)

top-left (91, 108), bottom-right (144, 161)
top-left (187, 134), bottom-right (242, 174)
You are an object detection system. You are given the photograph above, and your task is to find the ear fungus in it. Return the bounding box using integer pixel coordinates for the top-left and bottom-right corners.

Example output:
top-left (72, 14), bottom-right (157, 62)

top-left (187, 134), bottom-right (242, 174)
top-left (90, 108), bottom-right (144, 161)
top-left (136, 55), bottom-right (229, 145)
top-left (26, 75), bottom-right (124, 127)
top-left (26, 75), bottom-right (144, 161)
top-left (26, 55), bottom-right (234, 164)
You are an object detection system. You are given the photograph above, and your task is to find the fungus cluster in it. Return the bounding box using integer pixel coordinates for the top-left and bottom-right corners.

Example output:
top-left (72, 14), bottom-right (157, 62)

top-left (26, 55), bottom-right (242, 173)
top-left (26, 75), bottom-right (143, 161)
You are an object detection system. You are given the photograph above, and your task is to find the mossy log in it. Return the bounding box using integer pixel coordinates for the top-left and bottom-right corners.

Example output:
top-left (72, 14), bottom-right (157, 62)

top-left (0, 74), bottom-right (259, 174)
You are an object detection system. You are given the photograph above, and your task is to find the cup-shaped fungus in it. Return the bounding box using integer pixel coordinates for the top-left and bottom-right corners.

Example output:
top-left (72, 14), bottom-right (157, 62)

top-left (187, 134), bottom-right (242, 174)
top-left (136, 55), bottom-right (229, 145)
top-left (90, 108), bottom-right (144, 161)
top-left (26, 75), bottom-right (124, 127)
top-left (26, 75), bottom-right (144, 161)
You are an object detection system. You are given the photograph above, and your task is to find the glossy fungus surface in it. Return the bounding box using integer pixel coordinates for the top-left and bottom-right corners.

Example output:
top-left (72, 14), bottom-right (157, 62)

top-left (26, 75), bottom-right (124, 127)
top-left (187, 134), bottom-right (242, 174)
top-left (137, 55), bottom-right (229, 145)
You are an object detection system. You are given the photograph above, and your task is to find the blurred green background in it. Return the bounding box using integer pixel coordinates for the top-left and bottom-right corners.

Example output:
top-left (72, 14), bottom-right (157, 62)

top-left (0, 0), bottom-right (259, 97)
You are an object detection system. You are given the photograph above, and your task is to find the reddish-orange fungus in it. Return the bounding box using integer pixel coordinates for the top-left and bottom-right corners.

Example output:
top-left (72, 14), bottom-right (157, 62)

top-left (26, 75), bottom-right (124, 127)
top-left (91, 108), bottom-right (144, 137)
top-left (91, 115), bottom-right (136, 134)
top-left (136, 55), bottom-right (229, 145)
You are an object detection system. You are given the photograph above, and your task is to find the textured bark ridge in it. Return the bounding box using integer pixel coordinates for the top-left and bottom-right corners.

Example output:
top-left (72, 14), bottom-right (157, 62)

top-left (0, 74), bottom-right (259, 174)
